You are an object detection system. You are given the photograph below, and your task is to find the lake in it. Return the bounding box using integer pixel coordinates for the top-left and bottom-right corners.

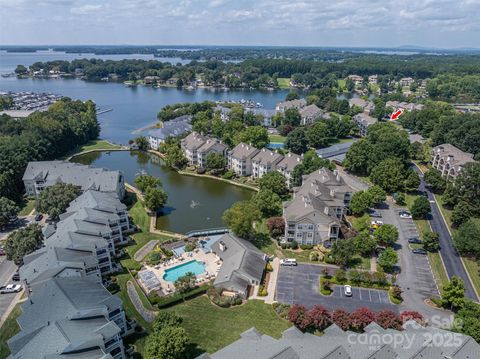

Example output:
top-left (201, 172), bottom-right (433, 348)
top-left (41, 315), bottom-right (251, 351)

top-left (71, 150), bottom-right (254, 234)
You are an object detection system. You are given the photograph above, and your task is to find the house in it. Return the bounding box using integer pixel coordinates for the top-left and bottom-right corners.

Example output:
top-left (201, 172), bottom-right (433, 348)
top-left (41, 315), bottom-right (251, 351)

top-left (214, 105), bottom-right (231, 121)
top-left (245, 108), bottom-right (276, 127)
top-left (283, 168), bottom-right (354, 246)
top-left (368, 75), bottom-right (378, 84)
top-left (299, 104), bottom-right (323, 125)
top-left (148, 115), bottom-right (192, 149)
top-left (400, 77), bottom-right (415, 86)
top-left (275, 98), bottom-right (307, 113)
top-left (23, 161), bottom-right (125, 199)
top-left (348, 98), bottom-right (374, 114)
top-left (353, 113), bottom-right (377, 136)
top-left (316, 140), bottom-right (357, 164)
top-left (347, 74), bottom-right (363, 85)
top-left (227, 142), bottom-right (260, 176)
top-left (251, 148), bottom-right (284, 179)
top-left (197, 138), bottom-right (228, 168)
top-left (197, 320), bottom-right (480, 359)
top-left (211, 233), bottom-right (266, 298)
top-left (180, 132), bottom-right (209, 166)
top-left (431, 144), bottom-right (476, 181)
top-left (276, 152), bottom-right (303, 188)
top-left (386, 101), bottom-right (424, 112)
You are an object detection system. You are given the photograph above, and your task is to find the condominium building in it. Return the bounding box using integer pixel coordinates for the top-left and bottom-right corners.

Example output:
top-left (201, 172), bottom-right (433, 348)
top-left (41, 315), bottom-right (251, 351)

top-left (276, 152), bottom-right (302, 187)
top-left (299, 104), bottom-right (324, 125)
top-left (275, 98), bottom-right (307, 113)
top-left (147, 115), bottom-right (192, 150)
top-left (432, 144), bottom-right (476, 181)
top-left (227, 142), bottom-right (260, 176)
top-left (197, 138), bottom-right (228, 168)
top-left (251, 148), bottom-right (284, 179)
top-left (353, 113), bottom-right (377, 137)
top-left (181, 132), bottom-right (209, 166)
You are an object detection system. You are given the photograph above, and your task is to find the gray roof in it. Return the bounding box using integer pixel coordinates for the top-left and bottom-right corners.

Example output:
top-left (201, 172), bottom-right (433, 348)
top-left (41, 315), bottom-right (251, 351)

top-left (299, 104), bottom-right (323, 119)
top-left (229, 142), bottom-right (260, 160)
top-left (245, 108), bottom-right (276, 118)
top-left (316, 140), bottom-right (357, 158)
top-left (276, 99), bottom-right (307, 111)
top-left (283, 192), bottom-right (340, 224)
top-left (148, 116), bottom-right (192, 140)
top-left (433, 143), bottom-right (476, 167)
top-left (353, 113), bottom-right (377, 126)
top-left (252, 148), bottom-right (283, 166)
top-left (212, 233), bottom-right (266, 293)
top-left (214, 105), bottom-right (231, 114)
top-left (276, 153), bottom-right (302, 172)
top-left (66, 190), bottom-right (126, 214)
top-left (201, 320), bottom-right (480, 359)
top-left (22, 161), bottom-right (122, 194)
top-left (198, 138), bottom-right (228, 155)
top-left (181, 132), bottom-right (209, 151)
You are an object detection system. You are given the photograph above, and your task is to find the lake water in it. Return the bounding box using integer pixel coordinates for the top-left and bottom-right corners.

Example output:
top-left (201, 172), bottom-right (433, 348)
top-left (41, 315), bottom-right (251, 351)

top-left (71, 150), bottom-right (254, 234)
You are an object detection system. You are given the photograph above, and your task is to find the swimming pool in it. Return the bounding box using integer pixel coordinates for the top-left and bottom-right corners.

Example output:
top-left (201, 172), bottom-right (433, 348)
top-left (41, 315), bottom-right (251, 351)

top-left (268, 142), bottom-right (284, 149)
top-left (163, 260), bottom-right (206, 282)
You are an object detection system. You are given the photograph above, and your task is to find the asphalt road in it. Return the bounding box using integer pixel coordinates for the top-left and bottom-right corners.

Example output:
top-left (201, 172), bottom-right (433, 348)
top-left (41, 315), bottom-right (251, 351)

top-left (412, 166), bottom-right (478, 301)
top-left (0, 255), bottom-right (19, 320)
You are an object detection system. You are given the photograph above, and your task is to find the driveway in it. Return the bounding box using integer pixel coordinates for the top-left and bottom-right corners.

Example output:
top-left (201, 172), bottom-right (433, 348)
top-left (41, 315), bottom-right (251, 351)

top-left (275, 263), bottom-right (396, 312)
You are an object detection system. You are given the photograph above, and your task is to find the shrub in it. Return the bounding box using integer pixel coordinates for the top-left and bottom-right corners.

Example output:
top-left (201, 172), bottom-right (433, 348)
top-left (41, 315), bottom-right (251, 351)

top-left (196, 167), bottom-right (206, 174)
top-left (350, 307), bottom-right (375, 331)
top-left (266, 262), bottom-right (274, 272)
top-left (300, 244), bottom-right (314, 250)
top-left (157, 285), bottom-right (209, 308)
top-left (146, 251), bottom-right (162, 265)
top-left (222, 170), bottom-right (235, 179)
top-left (400, 311), bottom-right (425, 326)
top-left (184, 243), bottom-right (196, 252)
top-left (334, 269), bottom-right (347, 283)
top-left (332, 309), bottom-right (351, 331)
top-left (287, 304), bottom-right (309, 329)
top-left (375, 309), bottom-right (402, 330)
top-left (290, 240), bottom-right (299, 250)
top-left (266, 217), bottom-right (285, 239)
top-left (280, 243), bottom-right (288, 249)
top-left (324, 252), bottom-right (335, 265)
top-left (349, 270), bottom-right (362, 284)
top-left (273, 303), bottom-right (291, 319)
top-left (307, 305), bottom-right (332, 331)
top-left (309, 251), bottom-right (320, 261)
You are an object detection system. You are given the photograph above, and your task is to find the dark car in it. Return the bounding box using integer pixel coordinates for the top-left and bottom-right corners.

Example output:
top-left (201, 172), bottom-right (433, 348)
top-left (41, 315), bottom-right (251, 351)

top-left (408, 237), bottom-right (422, 244)
top-left (369, 210), bottom-right (382, 218)
top-left (413, 248), bottom-right (428, 255)
top-left (12, 272), bottom-right (20, 281)
top-left (34, 214), bottom-right (43, 222)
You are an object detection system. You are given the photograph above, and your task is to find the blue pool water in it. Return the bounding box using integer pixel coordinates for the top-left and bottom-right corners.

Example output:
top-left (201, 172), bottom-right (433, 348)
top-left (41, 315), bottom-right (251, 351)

top-left (163, 260), bottom-right (206, 282)
top-left (268, 142), bottom-right (284, 149)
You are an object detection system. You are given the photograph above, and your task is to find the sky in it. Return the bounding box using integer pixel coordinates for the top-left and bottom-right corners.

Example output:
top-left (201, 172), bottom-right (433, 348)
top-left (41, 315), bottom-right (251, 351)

top-left (1, 0), bottom-right (479, 48)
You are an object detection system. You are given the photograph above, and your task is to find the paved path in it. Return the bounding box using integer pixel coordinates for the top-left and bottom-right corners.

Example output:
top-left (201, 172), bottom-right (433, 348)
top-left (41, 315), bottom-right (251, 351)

top-left (412, 165), bottom-right (478, 301)
top-left (133, 240), bottom-right (159, 262)
top-left (264, 258), bottom-right (280, 304)
top-left (127, 281), bottom-right (157, 323)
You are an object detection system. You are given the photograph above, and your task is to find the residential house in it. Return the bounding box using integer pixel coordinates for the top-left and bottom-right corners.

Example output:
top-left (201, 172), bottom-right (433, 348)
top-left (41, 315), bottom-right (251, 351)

top-left (368, 75), bottom-right (378, 84)
top-left (316, 140), bottom-right (358, 164)
top-left (211, 233), bottom-right (266, 298)
top-left (386, 100), bottom-right (424, 112)
top-left (347, 74), bottom-right (363, 85)
top-left (245, 108), bottom-right (276, 127)
top-left (251, 148), bottom-right (283, 179)
top-left (180, 132), bottom-right (209, 166)
top-left (283, 168), bottom-right (354, 246)
top-left (275, 98), bottom-right (307, 113)
top-left (299, 104), bottom-right (323, 125)
top-left (431, 144), bottom-right (476, 181)
top-left (214, 105), bottom-right (231, 121)
top-left (227, 142), bottom-right (260, 176)
top-left (353, 113), bottom-right (377, 136)
top-left (348, 98), bottom-right (374, 114)
top-left (23, 161), bottom-right (125, 199)
top-left (276, 152), bottom-right (303, 188)
top-left (197, 320), bottom-right (480, 359)
top-left (148, 115), bottom-right (192, 150)
top-left (197, 138), bottom-right (228, 168)
top-left (400, 77), bottom-right (415, 86)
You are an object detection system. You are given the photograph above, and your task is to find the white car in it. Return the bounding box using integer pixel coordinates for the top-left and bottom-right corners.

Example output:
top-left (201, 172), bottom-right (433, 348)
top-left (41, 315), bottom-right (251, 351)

top-left (399, 212), bottom-right (412, 219)
top-left (280, 258), bottom-right (297, 266)
top-left (0, 284), bottom-right (22, 294)
top-left (344, 285), bottom-right (353, 297)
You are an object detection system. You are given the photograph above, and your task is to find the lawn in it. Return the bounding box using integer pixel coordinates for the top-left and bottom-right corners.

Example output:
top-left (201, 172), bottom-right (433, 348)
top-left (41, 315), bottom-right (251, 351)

top-left (0, 304), bottom-right (22, 359)
top-left (166, 296), bottom-right (291, 354)
top-left (268, 134), bottom-right (286, 144)
top-left (277, 78), bottom-right (291, 89)
top-left (18, 199), bottom-right (35, 216)
top-left (337, 79), bottom-right (346, 91)
top-left (61, 139), bottom-right (123, 159)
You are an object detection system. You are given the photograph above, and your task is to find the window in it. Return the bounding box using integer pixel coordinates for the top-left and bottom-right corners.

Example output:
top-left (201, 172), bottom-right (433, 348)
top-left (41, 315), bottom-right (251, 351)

top-left (307, 224), bottom-right (314, 230)
top-left (307, 232), bottom-right (313, 238)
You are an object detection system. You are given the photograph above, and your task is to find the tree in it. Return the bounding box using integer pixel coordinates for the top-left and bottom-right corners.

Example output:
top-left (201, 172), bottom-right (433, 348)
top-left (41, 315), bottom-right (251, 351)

top-left (266, 217), bottom-right (285, 239)
top-left (331, 240), bottom-right (355, 267)
top-left (164, 144), bottom-right (187, 169)
top-left (410, 196), bottom-right (431, 219)
top-left (350, 307), bottom-right (375, 331)
top-left (307, 305), bottom-right (332, 331)
top-left (454, 300), bottom-right (480, 343)
top-left (284, 108), bottom-right (301, 127)
top-left (15, 64), bottom-right (28, 75)
top-left (400, 311), bottom-right (425, 325)
top-left (291, 150), bottom-right (335, 187)
top-left (287, 304), bottom-right (309, 330)
top-left (36, 183), bottom-right (81, 219)
top-left (377, 247), bottom-right (398, 273)
top-left (367, 185), bottom-right (386, 207)
top-left (332, 309), bottom-right (351, 331)
top-left (144, 187), bottom-right (168, 212)
top-left (286, 91), bottom-right (299, 101)
top-left (259, 171), bottom-right (288, 199)
top-left (152, 312), bottom-right (182, 332)
top-left (205, 152), bottom-right (226, 172)
top-left (375, 309), bottom-right (402, 330)
top-left (424, 169), bottom-right (446, 193)
top-left (349, 191), bottom-right (373, 215)
top-left (453, 220), bottom-right (480, 258)
top-left (0, 197), bottom-right (19, 228)
top-left (135, 174), bottom-right (161, 192)
top-left (442, 276), bottom-right (465, 310)
top-left (223, 200), bottom-right (261, 238)
top-left (305, 122), bottom-right (330, 148)
top-left (370, 158), bottom-right (406, 193)
top-left (174, 272), bottom-right (196, 295)
top-left (135, 136), bottom-right (149, 151)
top-left (253, 189), bottom-right (282, 217)
top-left (354, 231), bottom-right (377, 256)
top-left (443, 162), bottom-right (480, 215)
top-left (423, 232), bottom-right (440, 252)
top-left (145, 326), bottom-right (189, 359)
top-left (451, 201), bottom-right (473, 228)
top-left (403, 169), bottom-right (420, 193)
top-left (373, 224), bottom-right (398, 247)
top-left (285, 127), bottom-right (308, 154)
top-left (4, 224), bottom-right (43, 265)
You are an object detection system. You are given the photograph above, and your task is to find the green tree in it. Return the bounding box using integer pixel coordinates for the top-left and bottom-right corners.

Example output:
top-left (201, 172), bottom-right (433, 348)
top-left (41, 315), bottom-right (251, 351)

top-left (367, 185), bottom-right (386, 207)
top-left (144, 187), bottom-right (168, 212)
top-left (145, 326), bottom-right (189, 359)
top-left (36, 183), bottom-right (81, 219)
top-left (0, 197), bottom-right (19, 228)
top-left (174, 272), bottom-right (196, 295)
top-left (291, 149), bottom-right (335, 187)
top-left (285, 127), bottom-right (308, 154)
top-left (354, 231), bottom-right (377, 256)
top-left (331, 240), bottom-right (355, 267)
top-left (259, 171), bottom-right (288, 199)
top-left (378, 247), bottom-right (398, 273)
top-left (453, 220), bottom-right (480, 258)
top-left (451, 201), bottom-right (473, 228)
top-left (370, 158), bottom-right (406, 193)
top-left (442, 276), bottom-right (465, 310)
top-left (14, 64), bottom-right (28, 74)
top-left (165, 144), bottom-right (188, 169)
top-left (349, 191), bottom-right (373, 215)
top-left (223, 200), bottom-right (261, 238)
top-left (135, 136), bottom-right (149, 151)
top-left (374, 224), bottom-right (399, 247)
top-left (424, 169), bottom-right (447, 193)
top-left (284, 108), bottom-right (301, 127)
top-left (253, 189), bottom-right (282, 217)
top-left (454, 300), bottom-right (480, 343)
top-left (286, 91), bottom-right (299, 101)
top-left (410, 196), bottom-right (431, 219)
top-left (152, 312), bottom-right (182, 332)
top-left (305, 122), bottom-right (330, 148)
top-left (135, 174), bottom-right (161, 192)
top-left (234, 126), bottom-right (269, 148)
top-left (443, 162), bottom-right (480, 215)
top-left (4, 224), bottom-right (43, 265)
top-left (205, 152), bottom-right (226, 171)
top-left (423, 232), bottom-right (440, 252)
top-left (403, 169), bottom-right (420, 193)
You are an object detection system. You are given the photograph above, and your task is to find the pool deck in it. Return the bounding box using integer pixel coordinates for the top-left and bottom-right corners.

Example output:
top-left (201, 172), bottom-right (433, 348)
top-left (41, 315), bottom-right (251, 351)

top-left (143, 249), bottom-right (221, 295)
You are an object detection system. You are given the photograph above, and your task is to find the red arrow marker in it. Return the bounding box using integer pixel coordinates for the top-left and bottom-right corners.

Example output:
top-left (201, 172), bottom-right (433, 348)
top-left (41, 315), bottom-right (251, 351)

top-left (390, 109), bottom-right (403, 121)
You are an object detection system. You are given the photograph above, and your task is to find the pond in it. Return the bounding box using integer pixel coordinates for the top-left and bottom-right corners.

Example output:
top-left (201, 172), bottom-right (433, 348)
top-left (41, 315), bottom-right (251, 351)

top-left (71, 150), bottom-right (254, 234)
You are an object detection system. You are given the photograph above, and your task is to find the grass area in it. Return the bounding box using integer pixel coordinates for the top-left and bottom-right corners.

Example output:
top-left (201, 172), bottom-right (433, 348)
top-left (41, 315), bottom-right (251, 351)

top-left (337, 79), bottom-right (346, 91)
top-left (277, 78), bottom-right (291, 89)
top-left (0, 304), bottom-right (22, 359)
top-left (166, 296), bottom-right (291, 354)
top-left (368, 83), bottom-right (380, 93)
top-left (433, 194), bottom-right (453, 228)
top-left (463, 258), bottom-right (480, 296)
top-left (18, 199), bottom-right (35, 216)
top-left (268, 134), bottom-right (287, 144)
top-left (351, 255), bottom-right (371, 270)
top-left (61, 139), bottom-right (123, 159)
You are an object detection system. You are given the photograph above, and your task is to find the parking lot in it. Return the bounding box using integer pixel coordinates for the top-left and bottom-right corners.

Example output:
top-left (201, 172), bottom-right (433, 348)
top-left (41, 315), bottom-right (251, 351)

top-left (276, 263), bottom-right (397, 312)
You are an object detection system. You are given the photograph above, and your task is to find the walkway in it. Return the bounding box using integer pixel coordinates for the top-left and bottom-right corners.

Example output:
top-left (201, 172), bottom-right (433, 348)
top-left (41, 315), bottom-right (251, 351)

top-left (264, 258), bottom-right (280, 304)
top-left (127, 281), bottom-right (157, 323)
top-left (134, 240), bottom-right (159, 262)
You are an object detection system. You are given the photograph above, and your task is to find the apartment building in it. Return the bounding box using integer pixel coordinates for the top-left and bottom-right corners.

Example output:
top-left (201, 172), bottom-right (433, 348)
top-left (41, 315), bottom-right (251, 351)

top-left (252, 148), bottom-right (284, 179)
top-left (147, 115), bottom-right (192, 150)
top-left (197, 138), bottom-right (228, 168)
top-left (347, 74), bottom-right (363, 85)
top-left (299, 104), bottom-right (324, 125)
top-left (432, 143), bottom-right (476, 181)
top-left (353, 113), bottom-right (377, 136)
top-left (227, 142), bottom-right (260, 176)
top-left (180, 132), bottom-right (209, 166)
top-left (276, 152), bottom-right (302, 187)
top-left (348, 98), bottom-right (374, 114)
top-left (275, 98), bottom-right (307, 113)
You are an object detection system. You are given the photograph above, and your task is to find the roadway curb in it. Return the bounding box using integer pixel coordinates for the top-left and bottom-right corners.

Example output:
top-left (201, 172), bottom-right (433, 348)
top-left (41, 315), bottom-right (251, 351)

top-left (0, 290), bottom-right (24, 328)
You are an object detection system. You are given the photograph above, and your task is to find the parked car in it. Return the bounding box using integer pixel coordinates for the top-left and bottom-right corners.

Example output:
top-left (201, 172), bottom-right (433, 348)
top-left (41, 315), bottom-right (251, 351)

top-left (344, 285), bottom-right (353, 297)
top-left (408, 237), bottom-right (422, 244)
top-left (280, 258), bottom-right (297, 266)
top-left (0, 284), bottom-right (22, 294)
top-left (34, 213), bottom-right (43, 221)
top-left (369, 210), bottom-right (382, 218)
top-left (412, 248), bottom-right (428, 255)
top-left (399, 211), bottom-right (412, 219)
top-left (370, 220), bottom-right (384, 229)
top-left (12, 271), bottom-right (20, 281)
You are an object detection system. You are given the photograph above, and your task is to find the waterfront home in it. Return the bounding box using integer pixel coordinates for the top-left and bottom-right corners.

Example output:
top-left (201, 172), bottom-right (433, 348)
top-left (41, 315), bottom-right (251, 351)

top-left (348, 98), bottom-right (374, 114)
top-left (214, 105), bottom-right (231, 121)
top-left (276, 152), bottom-right (303, 188)
top-left (299, 104), bottom-right (324, 125)
top-left (148, 115), bottom-right (192, 150)
top-left (400, 77), bottom-right (415, 86)
top-left (252, 148), bottom-right (284, 179)
top-left (197, 138), bottom-right (228, 168)
top-left (353, 113), bottom-right (377, 136)
top-left (315, 140), bottom-right (357, 165)
top-left (347, 74), bottom-right (363, 85)
top-left (197, 320), bottom-right (480, 359)
top-left (275, 98), bottom-right (307, 113)
top-left (245, 108), bottom-right (276, 126)
top-left (181, 132), bottom-right (209, 166)
top-left (431, 144), bottom-right (476, 181)
top-left (227, 142), bottom-right (260, 176)
top-left (23, 160), bottom-right (125, 199)
top-left (386, 100), bottom-right (424, 112)
top-left (283, 168), bottom-right (354, 246)
top-left (211, 233), bottom-right (266, 298)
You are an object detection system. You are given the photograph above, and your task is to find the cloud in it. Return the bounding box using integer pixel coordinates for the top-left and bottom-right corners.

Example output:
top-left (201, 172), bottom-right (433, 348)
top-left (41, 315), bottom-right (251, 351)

top-left (70, 4), bottom-right (104, 15)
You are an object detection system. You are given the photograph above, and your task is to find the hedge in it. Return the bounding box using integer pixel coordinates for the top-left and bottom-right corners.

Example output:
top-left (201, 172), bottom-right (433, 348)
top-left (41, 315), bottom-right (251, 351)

top-left (156, 285), bottom-right (210, 308)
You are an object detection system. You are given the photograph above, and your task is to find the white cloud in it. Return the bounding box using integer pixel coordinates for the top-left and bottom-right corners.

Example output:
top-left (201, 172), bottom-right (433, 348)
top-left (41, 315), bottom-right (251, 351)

top-left (70, 4), bottom-right (104, 15)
